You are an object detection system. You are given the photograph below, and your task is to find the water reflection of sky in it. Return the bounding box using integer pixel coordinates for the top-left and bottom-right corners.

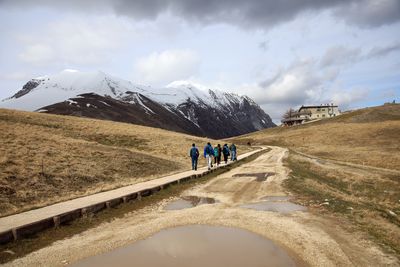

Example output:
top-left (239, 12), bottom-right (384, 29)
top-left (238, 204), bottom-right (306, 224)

top-left (72, 225), bottom-right (297, 267)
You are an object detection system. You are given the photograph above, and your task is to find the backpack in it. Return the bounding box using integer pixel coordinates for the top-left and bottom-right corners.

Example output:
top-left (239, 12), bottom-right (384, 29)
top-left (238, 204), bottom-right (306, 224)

top-left (214, 147), bottom-right (219, 157)
top-left (206, 145), bottom-right (213, 155)
top-left (191, 147), bottom-right (199, 158)
top-left (223, 146), bottom-right (230, 156)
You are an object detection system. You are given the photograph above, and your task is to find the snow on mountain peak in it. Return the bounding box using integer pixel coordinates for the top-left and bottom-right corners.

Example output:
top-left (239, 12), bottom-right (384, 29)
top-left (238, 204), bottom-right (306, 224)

top-left (61, 69), bottom-right (79, 73)
top-left (1, 70), bottom-right (119, 111)
top-left (1, 70), bottom-right (255, 112)
top-left (166, 80), bottom-right (209, 91)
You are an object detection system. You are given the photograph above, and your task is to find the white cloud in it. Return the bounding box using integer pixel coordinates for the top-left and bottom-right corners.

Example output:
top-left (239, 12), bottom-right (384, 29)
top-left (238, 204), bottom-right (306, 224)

top-left (330, 87), bottom-right (370, 109)
top-left (1, 0), bottom-right (398, 118)
top-left (17, 16), bottom-right (132, 66)
top-left (233, 59), bottom-right (345, 121)
top-left (19, 44), bottom-right (56, 65)
top-left (0, 71), bottom-right (33, 81)
top-left (258, 41), bottom-right (269, 51)
top-left (319, 43), bottom-right (400, 68)
top-left (320, 46), bottom-right (361, 68)
top-left (250, 60), bottom-right (333, 105)
top-left (134, 49), bottom-right (200, 85)
top-left (379, 88), bottom-right (398, 99)
top-left (260, 103), bottom-right (292, 124)
top-left (364, 42), bottom-right (400, 59)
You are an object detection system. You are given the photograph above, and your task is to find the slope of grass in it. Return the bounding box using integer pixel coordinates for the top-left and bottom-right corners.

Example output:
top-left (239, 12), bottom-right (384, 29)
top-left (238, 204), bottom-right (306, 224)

top-left (0, 150), bottom-right (266, 264)
top-left (0, 108), bottom-right (252, 217)
top-left (232, 104), bottom-right (400, 257)
top-left (284, 152), bottom-right (400, 256)
top-left (232, 104), bottom-right (400, 170)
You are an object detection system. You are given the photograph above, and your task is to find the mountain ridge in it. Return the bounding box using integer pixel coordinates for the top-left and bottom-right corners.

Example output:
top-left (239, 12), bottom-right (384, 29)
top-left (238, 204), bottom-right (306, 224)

top-left (0, 70), bottom-right (275, 138)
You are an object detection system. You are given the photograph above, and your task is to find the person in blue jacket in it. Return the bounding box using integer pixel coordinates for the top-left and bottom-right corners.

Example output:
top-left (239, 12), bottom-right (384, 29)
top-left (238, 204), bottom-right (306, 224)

top-left (214, 144), bottom-right (222, 166)
top-left (204, 142), bottom-right (214, 170)
top-left (189, 143), bottom-right (199, 171)
top-left (230, 143), bottom-right (237, 161)
top-left (222, 144), bottom-right (230, 164)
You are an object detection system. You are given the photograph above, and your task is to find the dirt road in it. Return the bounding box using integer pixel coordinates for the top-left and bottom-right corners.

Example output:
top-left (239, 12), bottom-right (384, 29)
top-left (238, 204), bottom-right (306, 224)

top-left (5, 147), bottom-right (398, 266)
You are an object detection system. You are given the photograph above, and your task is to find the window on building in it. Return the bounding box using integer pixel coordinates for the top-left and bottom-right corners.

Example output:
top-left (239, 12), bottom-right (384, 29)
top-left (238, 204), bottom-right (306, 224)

top-left (322, 114), bottom-right (326, 117)
top-left (322, 109), bottom-right (325, 111)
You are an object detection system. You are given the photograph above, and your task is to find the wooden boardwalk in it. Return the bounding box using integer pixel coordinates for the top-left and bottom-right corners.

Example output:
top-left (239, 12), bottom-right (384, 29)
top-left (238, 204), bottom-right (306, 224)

top-left (0, 148), bottom-right (264, 245)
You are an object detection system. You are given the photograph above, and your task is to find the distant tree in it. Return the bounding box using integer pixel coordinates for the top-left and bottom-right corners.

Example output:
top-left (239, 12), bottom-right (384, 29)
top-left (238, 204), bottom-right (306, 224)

top-left (282, 108), bottom-right (296, 119)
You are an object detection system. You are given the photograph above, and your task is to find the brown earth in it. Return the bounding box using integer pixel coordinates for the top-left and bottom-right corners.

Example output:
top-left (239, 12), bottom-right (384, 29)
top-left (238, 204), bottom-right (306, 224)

top-left (4, 147), bottom-right (398, 267)
top-left (0, 108), bottom-right (251, 217)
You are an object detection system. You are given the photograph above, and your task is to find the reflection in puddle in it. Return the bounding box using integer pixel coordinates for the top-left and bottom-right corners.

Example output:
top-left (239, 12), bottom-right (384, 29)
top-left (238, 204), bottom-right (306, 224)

top-left (72, 225), bottom-right (298, 267)
top-left (261, 196), bottom-right (291, 202)
top-left (232, 172), bottom-right (275, 182)
top-left (165, 196), bottom-right (218, 210)
top-left (241, 201), bottom-right (306, 213)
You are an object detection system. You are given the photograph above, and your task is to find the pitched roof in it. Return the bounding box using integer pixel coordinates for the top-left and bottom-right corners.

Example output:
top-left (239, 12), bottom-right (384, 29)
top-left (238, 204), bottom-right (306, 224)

top-left (299, 105), bottom-right (338, 110)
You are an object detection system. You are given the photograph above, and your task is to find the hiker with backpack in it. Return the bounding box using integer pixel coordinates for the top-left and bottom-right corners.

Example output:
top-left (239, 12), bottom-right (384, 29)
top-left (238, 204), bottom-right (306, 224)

top-left (204, 142), bottom-right (214, 170)
top-left (230, 143), bottom-right (237, 161)
top-left (214, 144), bottom-right (222, 166)
top-left (189, 143), bottom-right (200, 171)
top-left (222, 144), bottom-right (230, 164)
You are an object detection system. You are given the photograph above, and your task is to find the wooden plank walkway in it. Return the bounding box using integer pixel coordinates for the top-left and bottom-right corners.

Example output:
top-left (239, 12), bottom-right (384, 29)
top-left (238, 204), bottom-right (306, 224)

top-left (0, 148), bottom-right (265, 244)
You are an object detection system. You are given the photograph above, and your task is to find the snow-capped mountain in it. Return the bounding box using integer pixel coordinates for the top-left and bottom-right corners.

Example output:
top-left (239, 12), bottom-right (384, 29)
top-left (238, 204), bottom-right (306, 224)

top-left (0, 70), bottom-right (275, 138)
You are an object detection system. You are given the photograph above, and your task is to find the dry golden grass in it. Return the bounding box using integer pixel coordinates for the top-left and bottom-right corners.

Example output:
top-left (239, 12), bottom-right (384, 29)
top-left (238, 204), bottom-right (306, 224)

top-left (0, 108), bottom-right (250, 217)
top-left (231, 104), bottom-right (400, 256)
top-left (233, 104), bottom-right (400, 170)
top-left (285, 152), bottom-right (400, 255)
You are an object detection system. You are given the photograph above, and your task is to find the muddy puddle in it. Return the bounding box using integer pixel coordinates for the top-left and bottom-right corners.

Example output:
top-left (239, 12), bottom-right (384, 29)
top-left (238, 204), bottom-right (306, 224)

top-left (232, 172), bottom-right (275, 181)
top-left (241, 201), bottom-right (306, 213)
top-left (164, 196), bottom-right (218, 210)
top-left (261, 196), bottom-right (292, 202)
top-left (71, 225), bottom-right (298, 267)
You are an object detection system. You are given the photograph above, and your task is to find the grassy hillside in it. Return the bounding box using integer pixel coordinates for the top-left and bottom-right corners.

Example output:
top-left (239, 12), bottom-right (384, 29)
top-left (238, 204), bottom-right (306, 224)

top-left (233, 104), bottom-right (400, 255)
top-left (233, 104), bottom-right (400, 170)
top-left (0, 109), bottom-right (249, 217)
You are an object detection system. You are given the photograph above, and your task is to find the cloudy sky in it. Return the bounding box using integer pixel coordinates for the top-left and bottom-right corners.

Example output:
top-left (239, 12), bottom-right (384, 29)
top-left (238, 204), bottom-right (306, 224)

top-left (0, 0), bottom-right (399, 121)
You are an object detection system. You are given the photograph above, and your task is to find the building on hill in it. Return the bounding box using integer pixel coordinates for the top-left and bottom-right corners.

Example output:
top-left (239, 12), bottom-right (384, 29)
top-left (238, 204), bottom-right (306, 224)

top-left (299, 104), bottom-right (340, 120)
top-left (281, 104), bottom-right (340, 126)
top-left (281, 109), bottom-right (312, 126)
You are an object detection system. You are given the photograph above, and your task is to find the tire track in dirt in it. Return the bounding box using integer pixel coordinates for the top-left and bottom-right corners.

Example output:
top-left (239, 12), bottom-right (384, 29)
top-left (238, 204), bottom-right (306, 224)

top-left (5, 146), bottom-right (398, 267)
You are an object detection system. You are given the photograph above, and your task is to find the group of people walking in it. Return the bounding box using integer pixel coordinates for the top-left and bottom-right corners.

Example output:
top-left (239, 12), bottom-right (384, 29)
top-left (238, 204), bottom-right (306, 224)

top-left (189, 142), bottom-right (237, 171)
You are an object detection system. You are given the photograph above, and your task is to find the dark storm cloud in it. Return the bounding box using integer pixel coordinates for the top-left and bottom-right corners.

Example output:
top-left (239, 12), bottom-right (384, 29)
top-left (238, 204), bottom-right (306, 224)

top-left (1, 0), bottom-right (399, 29)
top-left (334, 0), bottom-right (400, 28)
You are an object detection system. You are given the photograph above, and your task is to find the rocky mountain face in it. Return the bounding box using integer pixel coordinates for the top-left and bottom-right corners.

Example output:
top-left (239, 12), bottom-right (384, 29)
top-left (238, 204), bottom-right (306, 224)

top-left (0, 70), bottom-right (275, 138)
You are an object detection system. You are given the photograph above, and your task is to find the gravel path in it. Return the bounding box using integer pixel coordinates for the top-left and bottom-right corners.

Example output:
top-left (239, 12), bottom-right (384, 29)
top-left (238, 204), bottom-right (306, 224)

top-left (5, 147), bottom-right (398, 267)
